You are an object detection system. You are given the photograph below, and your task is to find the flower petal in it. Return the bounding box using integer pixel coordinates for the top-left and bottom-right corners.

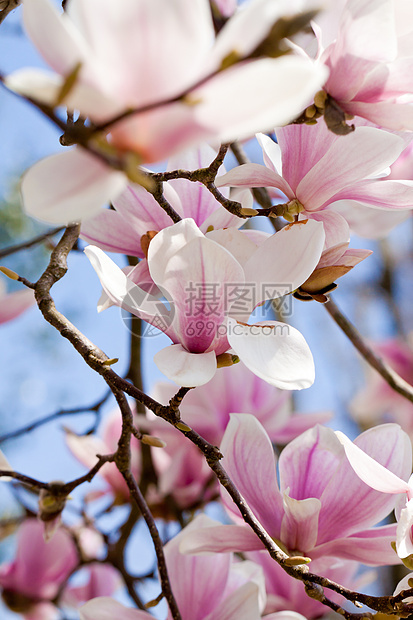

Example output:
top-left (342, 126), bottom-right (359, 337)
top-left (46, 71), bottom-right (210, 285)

top-left (79, 598), bottom-right (151, 620)
top-left (242, 219), bottom-right (325, 313)
top-left (335, 428), bottom-right (411, 494)
top-left (227, 319), bottom-right (315, 390)
top-left (154, 344), bottom-right (217, 387)
top-left (192, 56), bottom-right (328, 143)
top-left (220, 414), bottom-right (283, 534)
top-left (22, 149), bottom-right (127, 225)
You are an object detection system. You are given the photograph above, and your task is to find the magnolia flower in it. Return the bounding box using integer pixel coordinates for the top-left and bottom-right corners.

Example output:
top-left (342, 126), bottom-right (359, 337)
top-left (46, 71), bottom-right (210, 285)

top-left (85, 217), bottom-right (325, 388)
top-left (0, 519), bottom-right (78, 620)
top-left (217, 123), bottom-right (413, 242)
top-left (0, 276), bottom-right (35, 324)
top-left (351, 338), bottom-right (413, 438)
top-left (181, 416), bottom-right (411, 565)
top-left (80, 144), bottom-right (244, 257)
top-left (13, 0), bottom-right (327, 224)
top-left (318, 0), bottom-right (413, 131)
top-left (80, 515), bottom-right (267, 620)
top-left (336, 426), bottom-right (413, 560)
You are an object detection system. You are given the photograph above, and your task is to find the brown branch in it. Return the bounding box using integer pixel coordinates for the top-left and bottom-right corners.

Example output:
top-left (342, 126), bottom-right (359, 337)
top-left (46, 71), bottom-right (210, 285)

top-left (0, 227), bottom-right (64, 259)
top-left (0, 0), bottom-right (21, 25)
top-left (0, 389), bottom-right (110, 443)
top-left (23, 227), bottom-right (413, 616)
top-left (111, 387), bottom-right (181, 620)
top-left (325, 296), bottom-right (413, 405)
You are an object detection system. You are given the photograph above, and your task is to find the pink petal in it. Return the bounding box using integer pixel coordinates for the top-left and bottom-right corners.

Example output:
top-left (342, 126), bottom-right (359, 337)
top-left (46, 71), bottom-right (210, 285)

top-left (154, 345), bottom-right (217, 387)
top-left (280, 494), bottom-right (321, 552)
top-left (68, 0), bottom-right (214, 106)
top-left (206, 228), bottom-right (258, 268)
top-left (297, 128), bottom-right (405, 211)
top-left (0, 288), bottom-right (35, 324)
top-left (180, 523), bottom-right (263, 555)
top-left (205, 582), bottom-right (261, 620)
top-left (84, 245), bottom-right (168, 323)
top-left (344, 100), bottom-right (413, 131)
top-left (22, 149), bottom-right (127, 225)
top-left (165, 515), bottom-right (232, 619)
top-left (333, 179), bottom-right (413, 211)
top-left (80, 209), bottom-right (144, 257)
top-left (220, 414), bottom-right (284, 534)
top-left (311, 524), bottom-right (400, 565)
top-left (216, 163), bottom-right (294, 200)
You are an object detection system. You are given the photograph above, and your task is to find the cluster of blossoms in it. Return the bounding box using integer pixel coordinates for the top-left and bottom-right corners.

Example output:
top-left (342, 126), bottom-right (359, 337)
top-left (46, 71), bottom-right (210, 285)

top-left (3, 0), bottom-right (413, 618)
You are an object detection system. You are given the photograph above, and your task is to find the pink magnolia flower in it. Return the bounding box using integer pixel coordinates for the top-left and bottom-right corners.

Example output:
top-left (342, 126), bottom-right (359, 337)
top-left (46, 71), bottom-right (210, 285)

top-left (63, 563), bottom-right (122, 608)
top-left (217, 123), bottom-right (413, 242)
top-left (318, 0), bottom-right (413, 130)
top-left (85, 217), bottom-right (325, 388)
top-left (0, 277), bottom-right (35, 324)
top-left (0, 519), bottom-right (78, 619)
top-left (11, 0), bottom-right (327, 224)
top-left (180, 416), bottom-right (411, 565)
top-left (351, 338), bottom-right (413, 438)
top-left (80, 515), bottom-right (267, 620)
top-left (80, 144), bottom-right (244, 258)
top-left (336, 427), bottom-right (413, 560)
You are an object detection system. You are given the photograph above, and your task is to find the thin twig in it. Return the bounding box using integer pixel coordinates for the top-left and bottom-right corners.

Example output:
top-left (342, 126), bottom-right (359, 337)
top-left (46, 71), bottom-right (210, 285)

top-left (0, 227), bottom-right (65, 259)
top-left (0, 0), bottom-right (21, 25)
top-left (0, 390), bottom-right (110, 443)
top-left (325, 296), bottom-right (413, 404)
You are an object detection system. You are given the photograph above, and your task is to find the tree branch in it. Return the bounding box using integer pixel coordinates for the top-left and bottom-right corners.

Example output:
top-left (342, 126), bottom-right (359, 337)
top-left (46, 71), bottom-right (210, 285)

top-left (325, 296), bottom-right (413, 404)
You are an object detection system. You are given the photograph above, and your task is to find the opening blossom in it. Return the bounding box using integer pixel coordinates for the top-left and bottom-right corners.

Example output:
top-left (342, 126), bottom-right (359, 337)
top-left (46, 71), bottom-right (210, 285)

top-left (85, 217), bottom-right (325, 388)
top-left (318, 0), bottom-right (413, 131)
top-left (11, 0), bottom-right (328, 224)
top-left (181, 416), bottom-right (411, 565)
top-left (217, 121), bottom-right (413, 244)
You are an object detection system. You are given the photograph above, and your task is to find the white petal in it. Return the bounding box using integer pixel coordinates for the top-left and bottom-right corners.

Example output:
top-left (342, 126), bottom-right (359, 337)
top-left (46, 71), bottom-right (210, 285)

top-left (227, 318), bottom-right (315, 389)
top-left (243, 219), bottom-right (325, 306)
top-left (147, 218), bottom-right (204, 288)
top-left (335, 430), bottom-right (411, 494)
top-left (192, 56), bottom-right (328, 143)
top-left (154, 344), bottom-right (217, 387)
top-left (21, 149), bottom-right (127, 225)
top-left (84, 246), bottom-right (166, 320)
